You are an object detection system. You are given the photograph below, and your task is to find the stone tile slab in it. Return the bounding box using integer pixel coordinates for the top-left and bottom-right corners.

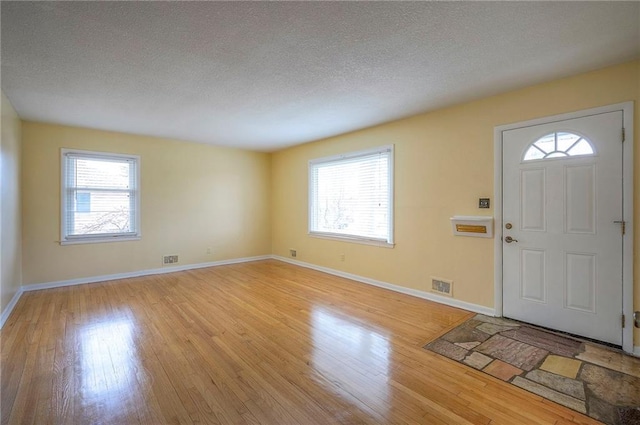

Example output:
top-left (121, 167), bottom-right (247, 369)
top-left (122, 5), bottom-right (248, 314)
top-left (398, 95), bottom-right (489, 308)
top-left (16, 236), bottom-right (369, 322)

top-left (476, 334), bottom-right (548, 371)
top-left (617, 407), bottom-right (640, 425)
top-left (483, 359), bottom-right (523, 381)
top-left (425, 339), bottom-right (468, 361)
top-left (579, 363), bottom-right (640, 406)
top-left (463, 352), bottom-right (492, 370)
top-left (442, 320), bottom-right (490, 344)
top-left (540, 355), bottom-right (582, 379)
top-left (476, 322), bottom-right (517, 335)
top-left (455, 341), bottom-right (481, 350)
top-left (423, 317), bottom-right (639, 425)
top-left (576, 343), bottom-right (640, 379)
top-left (473, 314), bottom-right (520, 327)
top-left (512, 376), bottom-right (586, 414)
top-left (586, 390), bottom-right (620, 425)
top-left (500, 326), bottom-right (583, 357)
top-left (525, 369), bottom-right (585, 400)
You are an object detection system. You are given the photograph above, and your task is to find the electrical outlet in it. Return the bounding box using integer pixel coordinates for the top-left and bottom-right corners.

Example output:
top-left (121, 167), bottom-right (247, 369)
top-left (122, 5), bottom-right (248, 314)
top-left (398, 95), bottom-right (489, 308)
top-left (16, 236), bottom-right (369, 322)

top-left (206, 247), bottom-right (212, 255)
top-left (339, 253), bottom-right (345, 262)
top-left (289, 249), bottom-right (297, 258)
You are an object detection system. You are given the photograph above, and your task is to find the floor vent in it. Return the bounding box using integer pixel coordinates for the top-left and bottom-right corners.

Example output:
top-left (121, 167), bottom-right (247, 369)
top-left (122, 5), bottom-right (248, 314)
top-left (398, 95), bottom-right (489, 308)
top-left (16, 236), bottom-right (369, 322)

top-left (163, 255), bottom-right (179, 265)
top-left (431, 277), bottom-right (453, 296)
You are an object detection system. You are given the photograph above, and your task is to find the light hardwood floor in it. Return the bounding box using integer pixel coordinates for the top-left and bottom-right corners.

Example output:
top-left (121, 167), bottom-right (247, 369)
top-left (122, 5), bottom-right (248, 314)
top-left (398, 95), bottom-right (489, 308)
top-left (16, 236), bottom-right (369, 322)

top-left (1, 260), bottom-right (601, 424)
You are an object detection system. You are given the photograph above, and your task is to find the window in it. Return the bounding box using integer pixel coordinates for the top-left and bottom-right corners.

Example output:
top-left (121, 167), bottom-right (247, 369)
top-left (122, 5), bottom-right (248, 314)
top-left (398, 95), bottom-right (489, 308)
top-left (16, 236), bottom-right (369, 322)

top-left (61, 149), bottom-right (140, 244)
top-left (523, 132), bottom-right (595, 161)
top-left (309, 145), bottom-right (394, 246)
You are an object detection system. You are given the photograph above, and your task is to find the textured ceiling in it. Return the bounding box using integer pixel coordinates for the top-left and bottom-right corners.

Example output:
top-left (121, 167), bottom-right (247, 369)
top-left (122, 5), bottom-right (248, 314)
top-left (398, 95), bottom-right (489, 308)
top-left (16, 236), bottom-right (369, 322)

top-left (2, 2), bottom-right (639, 152)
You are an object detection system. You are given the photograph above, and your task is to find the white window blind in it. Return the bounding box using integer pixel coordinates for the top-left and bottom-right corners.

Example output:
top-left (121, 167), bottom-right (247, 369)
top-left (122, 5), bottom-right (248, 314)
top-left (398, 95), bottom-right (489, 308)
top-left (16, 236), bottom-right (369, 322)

top-left (309, 145), bottom-right (394, 245)
top-left (61, 149), bottom-right (140, 244)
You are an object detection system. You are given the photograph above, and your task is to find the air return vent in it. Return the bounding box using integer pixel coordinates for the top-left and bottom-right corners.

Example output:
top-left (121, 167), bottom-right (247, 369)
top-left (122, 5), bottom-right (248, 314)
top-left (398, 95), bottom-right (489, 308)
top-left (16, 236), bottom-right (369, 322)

top-left (163, 255), bottom-right (179, 265)
top-left (431, 277), bottom-right (453, 296)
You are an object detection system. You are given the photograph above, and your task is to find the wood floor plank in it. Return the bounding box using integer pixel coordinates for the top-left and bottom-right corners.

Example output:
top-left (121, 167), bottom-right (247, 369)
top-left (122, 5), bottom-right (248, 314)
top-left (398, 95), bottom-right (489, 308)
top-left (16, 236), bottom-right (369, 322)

top-left (1, 260), bottom-right (602, 424)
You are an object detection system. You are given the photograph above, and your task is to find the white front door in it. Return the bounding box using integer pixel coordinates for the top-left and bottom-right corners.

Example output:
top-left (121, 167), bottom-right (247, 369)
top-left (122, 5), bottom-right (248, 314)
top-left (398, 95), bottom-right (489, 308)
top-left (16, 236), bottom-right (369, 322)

top-left (502, 111), bottom-right (624, 345)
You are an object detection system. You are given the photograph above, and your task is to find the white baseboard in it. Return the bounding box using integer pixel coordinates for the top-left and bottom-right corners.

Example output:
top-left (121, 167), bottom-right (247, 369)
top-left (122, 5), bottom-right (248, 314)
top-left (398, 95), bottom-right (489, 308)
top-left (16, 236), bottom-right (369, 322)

top-left (10, 254), bottom-right (638, 352)
top-left (22, 255), bottom-right (272, 292)
top-left (0, 287), bottom-right (24, 329)
top-left (272, 256), bottom-right (495, 316)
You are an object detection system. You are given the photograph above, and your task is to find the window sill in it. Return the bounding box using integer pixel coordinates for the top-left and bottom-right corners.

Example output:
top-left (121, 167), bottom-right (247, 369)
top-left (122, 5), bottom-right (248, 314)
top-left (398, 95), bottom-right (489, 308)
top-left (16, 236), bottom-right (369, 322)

top-left (60, 236), bottom-right (141, 245)
top-left (308, 232), bottom-right (395, 248)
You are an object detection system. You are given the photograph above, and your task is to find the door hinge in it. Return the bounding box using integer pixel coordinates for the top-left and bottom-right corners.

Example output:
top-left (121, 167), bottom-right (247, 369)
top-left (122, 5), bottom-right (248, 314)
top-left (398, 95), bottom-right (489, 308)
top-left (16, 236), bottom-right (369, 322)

top-left (622, 127), bottom-right (625, 142)
top-left (621, 314), bottom-right (625, 328)
top-left (614, 220), bottom-right (626, 235)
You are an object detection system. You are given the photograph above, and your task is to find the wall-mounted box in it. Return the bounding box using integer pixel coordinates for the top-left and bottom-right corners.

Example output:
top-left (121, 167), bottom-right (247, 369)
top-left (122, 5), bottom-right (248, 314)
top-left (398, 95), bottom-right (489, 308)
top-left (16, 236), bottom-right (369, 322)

top-left (450, 216), bottom-right (493, 238)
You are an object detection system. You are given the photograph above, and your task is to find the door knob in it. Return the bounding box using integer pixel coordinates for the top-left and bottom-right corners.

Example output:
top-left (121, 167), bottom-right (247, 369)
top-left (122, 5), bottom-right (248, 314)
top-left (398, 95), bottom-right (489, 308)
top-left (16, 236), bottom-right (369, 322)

top-left (504, 236), bottom-right (518, 243)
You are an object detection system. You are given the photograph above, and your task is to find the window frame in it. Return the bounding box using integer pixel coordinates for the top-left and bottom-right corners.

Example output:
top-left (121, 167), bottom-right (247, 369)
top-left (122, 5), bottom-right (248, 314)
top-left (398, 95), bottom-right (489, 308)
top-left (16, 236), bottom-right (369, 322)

top-left (308, 145), bottom-right (394, 247)
top-left (522, 131), bottom-right (596, 162)
top-left (60, 148), bottom-right (141, 245)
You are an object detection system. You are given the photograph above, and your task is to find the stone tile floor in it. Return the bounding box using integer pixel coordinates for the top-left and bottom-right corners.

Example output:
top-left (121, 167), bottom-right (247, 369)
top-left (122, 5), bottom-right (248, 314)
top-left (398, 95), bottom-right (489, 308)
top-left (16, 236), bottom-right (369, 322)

top-left (425, 315), bottom-right (640, 425)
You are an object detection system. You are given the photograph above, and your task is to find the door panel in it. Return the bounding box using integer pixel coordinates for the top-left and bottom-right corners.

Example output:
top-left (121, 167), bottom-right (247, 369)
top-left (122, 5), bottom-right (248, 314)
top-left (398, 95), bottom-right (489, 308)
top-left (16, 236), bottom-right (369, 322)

top-left (565, 252), bottom-right (596, 313)
top-left (565, 165), bottom-right (595, 234)
top-left (520, 249), bottom-right (546, 303)
top-left (502, 111), bottom-right (623, 345)
top-left (521, 169), bottom-right (546, 231)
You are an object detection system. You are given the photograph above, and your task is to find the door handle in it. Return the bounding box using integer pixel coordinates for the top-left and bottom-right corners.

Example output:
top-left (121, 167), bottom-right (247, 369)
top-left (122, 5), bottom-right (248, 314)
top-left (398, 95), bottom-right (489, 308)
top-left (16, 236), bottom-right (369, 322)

top-left (504, 236), bottom-right (518, 243)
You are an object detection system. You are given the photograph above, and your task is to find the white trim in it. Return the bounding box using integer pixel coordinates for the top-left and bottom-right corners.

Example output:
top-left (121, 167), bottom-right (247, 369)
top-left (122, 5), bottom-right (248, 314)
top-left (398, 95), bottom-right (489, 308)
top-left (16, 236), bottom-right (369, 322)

top-left (0, 287), bottom-right (24, 329)
top-left (494, 101), bottom-right (634, 354)
top-left (308, 233), bottom-right (395, 248)
top-left (308, 144), bottom-right (395, 246)
top-left (493, 124), bottom-right (504, 317)
top-left (16, 253), bottom-right (493, 315)
top-left (388, 144), bottom-right (395, 245)
top-left (308, 144), bottom-right (394, 165)
top-left (22, 255), bottom-right (271, 292)
top-left (634, 346), bottom-right (640, 358)
top-left (621, 103), bottom-right (634, 355)
top-left (273, 255), bottom-right (495, 316)
top-left (60, 148), bottom-right (142, 245)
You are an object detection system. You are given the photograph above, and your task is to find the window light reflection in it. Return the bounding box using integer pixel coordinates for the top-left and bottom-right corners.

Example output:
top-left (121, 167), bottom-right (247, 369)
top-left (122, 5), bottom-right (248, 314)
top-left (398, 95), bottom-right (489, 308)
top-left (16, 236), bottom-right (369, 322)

top-left (311, 308), bottom-right (390, 405)
top-left (80, 319), bottom-right (139, 402)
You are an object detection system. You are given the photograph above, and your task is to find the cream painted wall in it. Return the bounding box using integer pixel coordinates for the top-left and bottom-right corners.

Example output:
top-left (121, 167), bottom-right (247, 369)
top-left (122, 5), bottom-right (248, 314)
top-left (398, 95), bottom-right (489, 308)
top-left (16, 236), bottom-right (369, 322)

top-left (271, 60), bottom-right (640, 344)
top-left (12, 61), bottom-right (640, 345)
top-left (1, 92), bottom-right (23, 314)
top-left (22, 122), bottom-right (271, 285)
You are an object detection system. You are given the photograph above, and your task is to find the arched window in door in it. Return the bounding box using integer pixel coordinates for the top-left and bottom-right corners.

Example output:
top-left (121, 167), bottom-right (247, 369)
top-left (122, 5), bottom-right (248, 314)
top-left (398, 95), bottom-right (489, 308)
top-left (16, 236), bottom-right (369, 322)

top-left (523, 132), bottom-right (595, 161)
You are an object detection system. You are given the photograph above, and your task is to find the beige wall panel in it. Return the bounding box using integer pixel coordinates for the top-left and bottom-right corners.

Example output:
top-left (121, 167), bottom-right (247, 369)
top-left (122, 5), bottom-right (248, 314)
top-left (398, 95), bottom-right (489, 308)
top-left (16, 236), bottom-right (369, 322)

top-left (22, 122), bottom-right (271, 284)
top-left (271, 60), bottom-right (640, 344)
top-left (1, 92), bottom-right (23, 314)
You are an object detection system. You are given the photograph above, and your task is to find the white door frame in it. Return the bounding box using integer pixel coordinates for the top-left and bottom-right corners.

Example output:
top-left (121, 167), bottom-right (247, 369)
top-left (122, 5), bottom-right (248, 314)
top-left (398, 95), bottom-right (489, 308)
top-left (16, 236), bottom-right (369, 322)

top-left (493, 102), bottom-right (634, 354)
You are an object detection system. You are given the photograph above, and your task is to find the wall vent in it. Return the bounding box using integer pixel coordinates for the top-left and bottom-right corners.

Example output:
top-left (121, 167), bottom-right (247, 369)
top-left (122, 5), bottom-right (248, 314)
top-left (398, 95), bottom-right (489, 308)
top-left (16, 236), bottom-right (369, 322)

top-left (431, 277), bottom-right (453, 296)
top-left (163, 255), bottom-right (179, 265)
